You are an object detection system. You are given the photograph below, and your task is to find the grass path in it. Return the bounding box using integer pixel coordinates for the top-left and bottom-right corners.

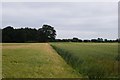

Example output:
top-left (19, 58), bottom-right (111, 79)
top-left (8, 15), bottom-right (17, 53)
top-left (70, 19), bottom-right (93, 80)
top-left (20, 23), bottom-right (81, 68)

top-left (2, 43), bottom-right (81, 78)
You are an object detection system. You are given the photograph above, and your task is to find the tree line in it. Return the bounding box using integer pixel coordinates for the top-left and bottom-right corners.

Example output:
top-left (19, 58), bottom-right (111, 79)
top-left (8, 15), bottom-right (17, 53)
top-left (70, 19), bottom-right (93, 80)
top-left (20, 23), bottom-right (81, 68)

top-left (2, 24), bottom-right (56, 43)
top-left (2, 24), bottom-right (119, 43)
top-left (55, 38), bottom-right (119, 42)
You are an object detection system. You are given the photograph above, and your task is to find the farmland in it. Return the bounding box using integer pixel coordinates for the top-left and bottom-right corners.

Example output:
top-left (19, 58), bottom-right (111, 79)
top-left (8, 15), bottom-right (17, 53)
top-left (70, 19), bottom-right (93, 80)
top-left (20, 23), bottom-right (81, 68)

top-left (2, 43), bottom-right (119, 79)
top-left (51, 42), bottom-right (119, 78)
top-left (2, 43), bottom-right (80, 78)
top-left (0, 43), bottom-right (2, 79)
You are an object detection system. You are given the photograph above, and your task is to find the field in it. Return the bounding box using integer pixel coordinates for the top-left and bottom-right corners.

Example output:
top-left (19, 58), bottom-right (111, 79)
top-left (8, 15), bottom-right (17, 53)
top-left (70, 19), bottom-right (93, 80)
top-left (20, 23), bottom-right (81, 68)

top-left (2, 43), bottom-right (119, 79)
top-left (51, 43), bottom-right (119, 79)
top-left (0, 43), bottom-right (2, 79)
top-left (2, 43), bottom-right (80, 78)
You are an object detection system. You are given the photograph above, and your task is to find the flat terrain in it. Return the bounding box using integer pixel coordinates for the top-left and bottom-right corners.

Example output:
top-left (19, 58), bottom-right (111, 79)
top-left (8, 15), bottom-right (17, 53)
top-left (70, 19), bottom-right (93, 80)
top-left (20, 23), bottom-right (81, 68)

top-left (2, 43), bottom-right (119, 78)
top-left (0, 43), bottom-right (2, 79)
top-left (2, 43), bottom-right (80, 78)
top-left (51, 43), bottom-right (118, 78)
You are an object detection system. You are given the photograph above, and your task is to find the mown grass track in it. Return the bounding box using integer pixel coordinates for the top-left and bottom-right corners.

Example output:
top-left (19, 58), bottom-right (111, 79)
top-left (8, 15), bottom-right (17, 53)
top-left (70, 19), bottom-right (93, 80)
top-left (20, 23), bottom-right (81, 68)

top-left (2, 43), bottom-right (81, 78)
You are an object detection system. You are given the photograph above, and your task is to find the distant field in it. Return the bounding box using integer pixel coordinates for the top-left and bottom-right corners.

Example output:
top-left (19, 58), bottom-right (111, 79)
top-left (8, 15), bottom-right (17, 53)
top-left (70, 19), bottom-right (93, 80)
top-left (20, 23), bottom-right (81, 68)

top-left (51, 43), bottom-right (119, 78)
top-left (2, 43), bottom-right (80, 78)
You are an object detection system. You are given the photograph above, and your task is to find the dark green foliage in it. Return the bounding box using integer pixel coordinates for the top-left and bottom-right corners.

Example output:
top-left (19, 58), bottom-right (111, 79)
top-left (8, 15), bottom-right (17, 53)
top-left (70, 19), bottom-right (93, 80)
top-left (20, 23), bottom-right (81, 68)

top-left (72, 37), bottom-right (79, 42)
top-left (2, 26), bottom-right (14, 42)
top-left (38, 25), bottom-right (56, 42)
top-left (2, 24), bottom-right (56, 43)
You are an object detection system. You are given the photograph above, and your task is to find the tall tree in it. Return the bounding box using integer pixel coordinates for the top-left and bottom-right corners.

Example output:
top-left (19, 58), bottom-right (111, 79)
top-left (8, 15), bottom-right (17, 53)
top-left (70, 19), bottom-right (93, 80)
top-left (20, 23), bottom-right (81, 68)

top-left (38, 24), bottom-right (56, 42)
top-left (2, 26), bottom-right (14, 42)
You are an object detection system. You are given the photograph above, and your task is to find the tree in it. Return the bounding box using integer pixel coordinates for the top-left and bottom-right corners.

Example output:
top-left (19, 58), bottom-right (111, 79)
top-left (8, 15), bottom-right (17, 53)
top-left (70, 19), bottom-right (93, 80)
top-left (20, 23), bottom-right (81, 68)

top-left (72, 37), bottom-right (79, 42)
top-left (91, 39), bottom-right (97, 42)
top-left (2, 26), bottom-right (14, 42)
top-left (0, 28), bottom-right (1, 42)
top-left (38, 24), bottom-right (56, 42)
top-left (97, 38), bottom-right (103, 42)
top-left (104, 39), bottom-right (108, 42)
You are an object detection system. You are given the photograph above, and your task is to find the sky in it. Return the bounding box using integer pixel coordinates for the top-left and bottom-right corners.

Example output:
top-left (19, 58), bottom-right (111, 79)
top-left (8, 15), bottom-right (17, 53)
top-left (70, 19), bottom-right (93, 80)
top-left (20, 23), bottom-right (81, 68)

top-left (2, 2), bottom-right (118, 39)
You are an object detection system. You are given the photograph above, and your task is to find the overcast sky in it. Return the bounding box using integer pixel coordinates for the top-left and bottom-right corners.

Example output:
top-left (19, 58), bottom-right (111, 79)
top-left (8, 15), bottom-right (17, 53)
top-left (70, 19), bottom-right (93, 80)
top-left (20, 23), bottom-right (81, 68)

top-left (2, 2), bottom-right (118, 39)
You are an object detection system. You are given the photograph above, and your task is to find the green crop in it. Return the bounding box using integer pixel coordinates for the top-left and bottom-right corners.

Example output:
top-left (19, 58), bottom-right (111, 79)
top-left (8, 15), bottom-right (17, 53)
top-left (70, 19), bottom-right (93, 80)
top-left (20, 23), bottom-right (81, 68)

top-left (51, 42), bottom-right (119, 79)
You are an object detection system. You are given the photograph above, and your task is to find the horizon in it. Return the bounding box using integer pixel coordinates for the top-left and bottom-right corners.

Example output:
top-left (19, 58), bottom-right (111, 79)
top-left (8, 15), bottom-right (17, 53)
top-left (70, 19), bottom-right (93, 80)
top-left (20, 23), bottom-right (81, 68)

top-left (2, 25), bottom-right (118, 40)
top-left (2, 2), bottom-right (118, 40)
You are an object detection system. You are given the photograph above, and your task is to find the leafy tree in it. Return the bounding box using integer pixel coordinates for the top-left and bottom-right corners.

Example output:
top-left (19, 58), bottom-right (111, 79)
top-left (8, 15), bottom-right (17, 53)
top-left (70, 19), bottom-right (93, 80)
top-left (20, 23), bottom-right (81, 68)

top-left (38, 24), bottom-right (56, 42)
top-left (72, 37), bottom-right (79, 42)
top-left (97, 38), bottom-right (103, 42)
top-left (0, 28), bottom-right (2, 42)
top-left (2, 26), bottom-right (14, 42)
top-left (104, 39), bottom-right (108, 42)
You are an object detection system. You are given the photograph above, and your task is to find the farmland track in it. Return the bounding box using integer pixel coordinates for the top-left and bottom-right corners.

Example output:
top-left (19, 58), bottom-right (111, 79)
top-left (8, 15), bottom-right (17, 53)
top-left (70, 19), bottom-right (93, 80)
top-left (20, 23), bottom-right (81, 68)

top-left (2, 43), bottom-right (81, 78)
